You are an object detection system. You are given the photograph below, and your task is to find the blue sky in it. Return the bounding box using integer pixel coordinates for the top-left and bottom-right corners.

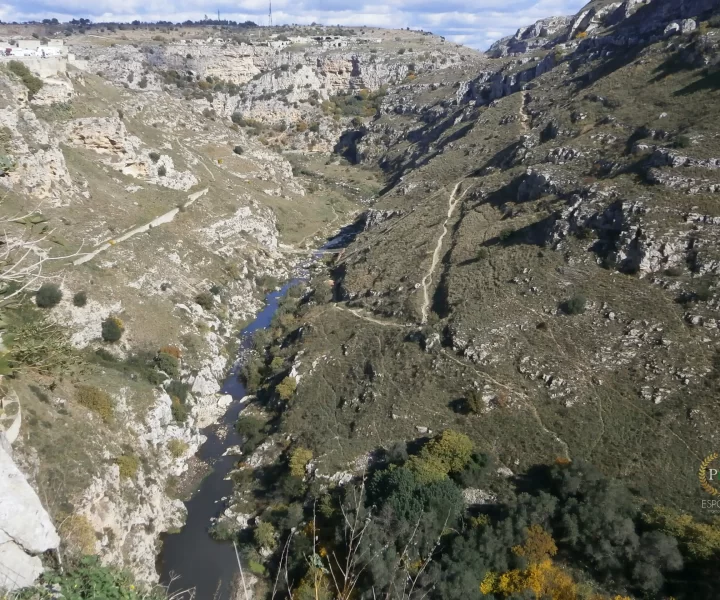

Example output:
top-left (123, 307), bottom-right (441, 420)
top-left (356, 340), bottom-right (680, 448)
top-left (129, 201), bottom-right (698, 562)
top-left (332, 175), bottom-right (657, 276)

top-left (0, 0), bottom-right (588, 49)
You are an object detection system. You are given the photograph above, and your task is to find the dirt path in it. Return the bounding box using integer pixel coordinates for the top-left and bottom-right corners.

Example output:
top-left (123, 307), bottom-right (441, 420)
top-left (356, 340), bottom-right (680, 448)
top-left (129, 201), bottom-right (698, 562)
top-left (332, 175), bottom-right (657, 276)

top-left (73, 188), bottom-right (208, 266)
top-left (441, 349), bottom-right (571, 460)
top-left (333, 304), bottom-right (410, 328)
top-left (419, 181), bottom-right (465, 324)
top-left (520, 92), bottom-right (531, 131)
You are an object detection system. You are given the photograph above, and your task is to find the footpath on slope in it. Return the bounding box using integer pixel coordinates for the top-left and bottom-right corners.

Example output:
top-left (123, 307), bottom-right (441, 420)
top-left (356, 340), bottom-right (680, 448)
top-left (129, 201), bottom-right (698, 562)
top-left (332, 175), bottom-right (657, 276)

top-left (73, 188), bottom-right (208, 266)
top-left (419, 181), bottom-right (466, 324)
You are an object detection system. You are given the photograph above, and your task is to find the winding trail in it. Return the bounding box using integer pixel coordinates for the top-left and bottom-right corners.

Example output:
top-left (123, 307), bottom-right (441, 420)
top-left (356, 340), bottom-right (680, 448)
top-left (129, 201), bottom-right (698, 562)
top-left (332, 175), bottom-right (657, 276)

top-left (441, 349), bottom-right (571, 460)
top-left (73, 188), bottom-right (208, 266)
top-left (419, 181), bottom-right (465, 324)
top-left (520, 92), bottom-right (531, 131)
top-left (333, 304), bottom-right (410, 328)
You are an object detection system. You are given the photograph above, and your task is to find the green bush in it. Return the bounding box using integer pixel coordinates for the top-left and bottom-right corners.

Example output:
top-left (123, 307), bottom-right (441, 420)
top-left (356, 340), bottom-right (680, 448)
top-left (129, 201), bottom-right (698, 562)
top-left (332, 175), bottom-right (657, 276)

top-left (157, 165), bottom-right (167, 177)
top-left (196, 291), bottom-right (214, 310)
top-left (8, 60), bottom-right (43, 98)
top-left (675, 135), bottom-right (692, 148)
top-left (154, 351), bottom-right (180, 378)
top-left (288, 447), bottom-right (313, 477)
top-left (233, 145), bottom-right (244, 155)
top-left (36, 283), bottom-right (63, 308)
top-left (564, 294), bottom-right (587, 315)
top-left (101, 317), bottom-right (125, 342)
top-left (254, 521), bottom-right (277, 550)
top-left (499, 228), bottom-right (514, 241)
top-left (29, 556), bottom-right (164, 600)
top-left (167, 438), bottom-right (189, 458)
top-left (138, 76), bottom-right (148, 88)
top-left (115, 454), bottom-right (139, 479)
top-left (166, 380), bottom-right (190, 403)
top-left (171, 396), bottom-right (189, 422)
top-left (236, 415), bottom-right (267, 453)
top-left (73, 290), bottom-right (88, 307)
top-left (148, 151), bottom-right (161, 163)
top-left (76, 385), bottom-right (113, 423)
top-left (276, 376), bottom-right (297, 401)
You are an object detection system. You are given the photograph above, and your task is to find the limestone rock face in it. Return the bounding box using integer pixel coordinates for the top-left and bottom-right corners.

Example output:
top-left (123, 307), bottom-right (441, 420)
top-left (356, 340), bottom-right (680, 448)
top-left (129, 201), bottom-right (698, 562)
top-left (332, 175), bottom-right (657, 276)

top-left (0, 442), bottom-right (59, 591)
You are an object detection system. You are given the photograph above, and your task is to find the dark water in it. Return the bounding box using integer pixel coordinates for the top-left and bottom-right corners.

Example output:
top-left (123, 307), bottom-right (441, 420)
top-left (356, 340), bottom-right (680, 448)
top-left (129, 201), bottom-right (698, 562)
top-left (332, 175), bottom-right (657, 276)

top-left (158, 278), bottom-right (303, 599)
top-left (158, 225), bottom-right (362, 599)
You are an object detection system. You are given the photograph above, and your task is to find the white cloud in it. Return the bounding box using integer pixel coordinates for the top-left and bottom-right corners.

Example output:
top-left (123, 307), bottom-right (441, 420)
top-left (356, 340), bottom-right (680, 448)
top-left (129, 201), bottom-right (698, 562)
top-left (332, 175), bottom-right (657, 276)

top-left (7, 0), bottom-right (587, 49)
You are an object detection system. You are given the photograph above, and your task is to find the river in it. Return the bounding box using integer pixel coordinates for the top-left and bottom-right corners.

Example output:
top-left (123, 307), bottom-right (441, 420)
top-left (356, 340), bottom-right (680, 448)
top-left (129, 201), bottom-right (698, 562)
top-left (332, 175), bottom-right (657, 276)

top-left (158, 228), bottom-right (357, 599)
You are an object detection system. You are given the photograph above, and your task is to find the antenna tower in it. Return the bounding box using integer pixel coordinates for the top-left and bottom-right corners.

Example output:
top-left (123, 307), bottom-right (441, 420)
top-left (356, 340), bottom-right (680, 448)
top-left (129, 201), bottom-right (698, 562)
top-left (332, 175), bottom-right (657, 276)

top-left (268, 0), bottom-right (273, 27)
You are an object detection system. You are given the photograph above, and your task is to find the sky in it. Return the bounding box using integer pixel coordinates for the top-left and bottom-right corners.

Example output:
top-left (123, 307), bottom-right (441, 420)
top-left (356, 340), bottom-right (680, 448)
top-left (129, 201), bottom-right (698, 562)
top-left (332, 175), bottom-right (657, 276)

top-left (0, 0), bottom-right (588, 49)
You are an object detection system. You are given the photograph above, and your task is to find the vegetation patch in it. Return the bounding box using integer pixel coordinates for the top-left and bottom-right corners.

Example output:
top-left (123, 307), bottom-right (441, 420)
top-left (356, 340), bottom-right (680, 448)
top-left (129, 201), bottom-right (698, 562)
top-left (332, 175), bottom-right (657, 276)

top-left (8, 60), bottom-right (43, 98)
top-left (75, 385), bottom-right (113, 423)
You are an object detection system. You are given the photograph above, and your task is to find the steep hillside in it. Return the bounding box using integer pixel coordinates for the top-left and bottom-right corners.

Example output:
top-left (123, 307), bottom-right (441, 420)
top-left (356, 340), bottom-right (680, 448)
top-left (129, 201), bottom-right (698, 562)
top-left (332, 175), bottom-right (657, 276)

top-left (196, 1), bottom-right (720, 599)
top-left (3, 2), bottom-right (720, 599)
top-left (0, 23), bottom-right (479, 591)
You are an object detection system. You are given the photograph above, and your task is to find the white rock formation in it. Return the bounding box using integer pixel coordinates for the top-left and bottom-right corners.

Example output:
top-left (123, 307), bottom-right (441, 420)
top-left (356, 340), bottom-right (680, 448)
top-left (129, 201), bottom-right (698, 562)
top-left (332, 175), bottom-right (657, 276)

top-left (0, 442), bottom-right (59, 591)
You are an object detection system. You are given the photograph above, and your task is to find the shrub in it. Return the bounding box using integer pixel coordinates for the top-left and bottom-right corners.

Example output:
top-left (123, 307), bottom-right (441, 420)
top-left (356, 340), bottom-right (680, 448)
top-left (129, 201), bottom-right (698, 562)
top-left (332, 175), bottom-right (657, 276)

top-left (236, 416), bottom-right (267, 453)
top-left (276, 376), bottom-right (297, 401)
top-left (73, 290), bottom-right (88, 307)
top-left (166, 380), bottom-right (190, 402)
top-left (476, 248), bottom-right (490, 260)
top-left (155, 351), bottom-right (180, 378)
top-left (8, 60), bottom-right (43, 98)
top-left (167, 438), bottom-right (189, 458)
top-left (195, 291), bottom-right (214, 310)
top-left (465, 390), bottom-right (483, 414)
top-left (675, 135), bottom-right (692, 148)
top-left (36, 283), bottom-right (63, 308)
top-left (171, 397), bottom-right (189, 422)
top-left (351, 116), bottom-right (363, 127)
top-left (138, 76), bottom-right (148, 89)
top-left (159, 345), bottom-right (182, 359)
top-left (575, 31), bottom-right (588, 39)
top-left (157, 165), bottom-right (167, 177)
top-left (231, 111), bottom-right (245, 125)
top-left (38, 557), bottom-right (159, 599)
top-left (398, 48), bottom-right (406, 54)
top-left (116, 454), bottom-right (139, 479)
top-left (254, 521), bottom-right (277, 550)
top-left (564, 294), bottom-right (587, 315)
top-left (499, 228), bottom-right (514, 241)
top-left (148, 151), bottom-right (161, 163)
top-left (296, 120), bottom-right (308, 132)
top-left (288, 447), bottom-right (313, 477)
top-left (664, 266), bottom-right (683, 277)
top-left (407, 429), bottom-right (474, 483)
top-left (59, 514), bottom-right (96, 556)
top-left (101, 316), bottom-right (125, 342)
top-left (76, 385), bottom-right (113, 423)
top-left (233, 145), bottom-right (244, 155)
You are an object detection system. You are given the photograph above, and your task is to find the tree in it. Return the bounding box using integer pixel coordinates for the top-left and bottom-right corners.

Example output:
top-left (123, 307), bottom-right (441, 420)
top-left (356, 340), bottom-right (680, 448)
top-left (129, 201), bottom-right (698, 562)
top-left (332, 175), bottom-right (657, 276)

top-left (254, 521), bottom-right (277, 550)
top-left (276, 376), bottom-right (297, 401)
top-left (289, 447), bottom-right (313, 477)
top-left (513, 524), bottom-right (558, 564)
top-left (419, 429), bottom-right (474, 473)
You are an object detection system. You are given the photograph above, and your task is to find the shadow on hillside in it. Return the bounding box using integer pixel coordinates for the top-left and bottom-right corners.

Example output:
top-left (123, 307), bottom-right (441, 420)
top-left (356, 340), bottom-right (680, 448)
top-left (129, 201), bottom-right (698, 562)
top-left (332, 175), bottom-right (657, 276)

top-left (674, 68), bottom-right (720, 95)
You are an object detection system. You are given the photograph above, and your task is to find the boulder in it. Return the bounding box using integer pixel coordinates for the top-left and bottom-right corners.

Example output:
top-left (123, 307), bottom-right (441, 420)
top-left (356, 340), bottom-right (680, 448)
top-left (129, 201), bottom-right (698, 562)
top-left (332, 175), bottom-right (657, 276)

top-left (0, 443), bottom-right (59, 590)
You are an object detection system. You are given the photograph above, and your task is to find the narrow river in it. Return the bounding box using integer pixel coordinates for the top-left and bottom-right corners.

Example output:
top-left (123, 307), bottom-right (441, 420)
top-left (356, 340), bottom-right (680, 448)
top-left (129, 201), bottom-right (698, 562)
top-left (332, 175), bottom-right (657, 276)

top-left (158, 228), bottom-right (356, 599)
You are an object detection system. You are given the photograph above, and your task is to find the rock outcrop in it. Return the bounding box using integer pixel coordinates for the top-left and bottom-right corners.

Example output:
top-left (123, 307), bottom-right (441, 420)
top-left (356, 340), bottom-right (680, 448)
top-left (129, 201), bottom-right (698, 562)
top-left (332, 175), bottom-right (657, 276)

top-left (0, 441), bottom-right (59, 591)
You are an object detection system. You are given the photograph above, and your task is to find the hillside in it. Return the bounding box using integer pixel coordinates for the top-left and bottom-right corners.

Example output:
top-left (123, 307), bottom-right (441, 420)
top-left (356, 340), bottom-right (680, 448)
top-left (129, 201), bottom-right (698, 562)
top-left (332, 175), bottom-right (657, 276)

top-left (2, 1), bottom-right (720, 599)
